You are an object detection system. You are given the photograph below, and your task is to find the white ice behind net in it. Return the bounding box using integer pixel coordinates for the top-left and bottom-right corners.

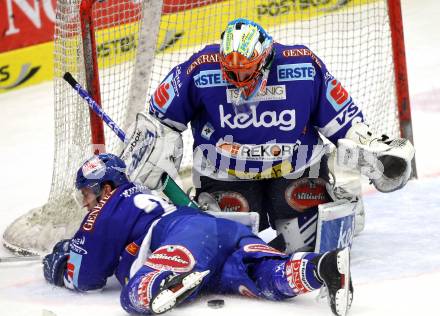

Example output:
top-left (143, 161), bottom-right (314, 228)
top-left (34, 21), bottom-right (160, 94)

top-left (3, 0), bottom-right (398, 254)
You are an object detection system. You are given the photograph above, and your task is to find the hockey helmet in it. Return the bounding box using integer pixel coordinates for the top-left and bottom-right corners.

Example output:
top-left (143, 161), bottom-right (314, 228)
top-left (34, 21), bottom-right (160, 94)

top-left (75, 153), bottom-right (129, 196)
top-left (219, 19), bottom-right (274, 100)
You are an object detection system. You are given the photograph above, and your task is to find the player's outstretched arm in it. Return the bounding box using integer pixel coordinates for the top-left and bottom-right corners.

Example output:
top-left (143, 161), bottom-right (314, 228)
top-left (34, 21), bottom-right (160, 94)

top-left (337, 122), bottom-right (415, 192)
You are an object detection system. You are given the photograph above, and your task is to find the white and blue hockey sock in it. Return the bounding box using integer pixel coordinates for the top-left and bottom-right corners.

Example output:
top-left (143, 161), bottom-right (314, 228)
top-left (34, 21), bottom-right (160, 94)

top-left (251, 252), bottom-right (322, 300)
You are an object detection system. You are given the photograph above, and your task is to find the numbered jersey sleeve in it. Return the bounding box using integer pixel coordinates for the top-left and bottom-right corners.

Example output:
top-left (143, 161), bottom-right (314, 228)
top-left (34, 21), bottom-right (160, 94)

top-left (309, 51), bottom-right (365, 144)
top-left (63, 184), bottom-right (171, 292)
top-left (148, 53), bottom-right (203, 132)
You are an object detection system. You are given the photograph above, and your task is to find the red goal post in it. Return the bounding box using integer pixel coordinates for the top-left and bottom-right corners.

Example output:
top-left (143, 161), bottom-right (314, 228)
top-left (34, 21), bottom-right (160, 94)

top-left (2, 0), bottom-right (415, 255)
top-left (387, 0), bottom-right (416, 176)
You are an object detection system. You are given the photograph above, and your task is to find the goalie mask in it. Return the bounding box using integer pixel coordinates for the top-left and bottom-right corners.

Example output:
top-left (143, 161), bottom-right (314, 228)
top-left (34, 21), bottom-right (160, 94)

top-left (219, 18), bottom-right (274, 105)
top-left (74, 153), bottom-right (129, 209)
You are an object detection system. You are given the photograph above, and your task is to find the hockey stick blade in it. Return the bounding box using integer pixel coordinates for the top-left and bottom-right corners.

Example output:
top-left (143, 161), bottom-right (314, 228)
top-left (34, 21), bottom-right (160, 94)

top-left (0, 255), bottom-right (41, 263)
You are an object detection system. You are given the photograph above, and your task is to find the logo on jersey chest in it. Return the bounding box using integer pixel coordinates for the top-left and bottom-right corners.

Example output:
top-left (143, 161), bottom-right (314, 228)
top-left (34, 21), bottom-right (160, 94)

top-left (194, 69), bottom-right (229, 88)
top-left (277, 63), bottom-right (315, 81)
top-left (219, 104), bottom-right (296, 131)
top-left (226, 84), bottom-right (286, 103)
top-left (217, 140), bottom-right (301, 161)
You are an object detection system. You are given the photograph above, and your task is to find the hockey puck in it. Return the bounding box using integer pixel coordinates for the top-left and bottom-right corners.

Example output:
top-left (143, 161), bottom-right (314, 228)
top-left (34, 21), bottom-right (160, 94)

top-left (207, 299), bottom-right (225, 309)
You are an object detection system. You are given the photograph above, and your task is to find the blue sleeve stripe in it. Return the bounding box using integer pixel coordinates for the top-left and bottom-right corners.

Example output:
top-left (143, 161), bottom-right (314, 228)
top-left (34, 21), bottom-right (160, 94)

top-left (69, 251), bottom-right (83, 288)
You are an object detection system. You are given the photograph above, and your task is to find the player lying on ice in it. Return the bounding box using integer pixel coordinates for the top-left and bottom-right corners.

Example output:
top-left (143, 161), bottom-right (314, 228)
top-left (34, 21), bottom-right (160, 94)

top-left (43, 153), bottom-right (353, 316)
top-left (123, 18), bottom-right (416, 254)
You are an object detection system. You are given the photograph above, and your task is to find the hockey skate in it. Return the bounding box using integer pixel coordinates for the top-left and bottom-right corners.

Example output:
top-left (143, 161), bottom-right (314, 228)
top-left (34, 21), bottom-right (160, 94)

top-left (150, 270), bottom-right (210, 314)
top-left (312, 248), bottom-right (353, 316)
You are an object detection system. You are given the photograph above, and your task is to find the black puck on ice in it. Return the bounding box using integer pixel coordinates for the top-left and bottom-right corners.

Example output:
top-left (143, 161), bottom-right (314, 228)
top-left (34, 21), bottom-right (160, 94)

top-left (207, 299), bottom-right (225, 309)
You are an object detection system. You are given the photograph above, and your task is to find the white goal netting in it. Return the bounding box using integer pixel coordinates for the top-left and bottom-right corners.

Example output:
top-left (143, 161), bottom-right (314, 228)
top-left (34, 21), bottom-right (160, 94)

top-left (3, 0), bottom-right (399, 254)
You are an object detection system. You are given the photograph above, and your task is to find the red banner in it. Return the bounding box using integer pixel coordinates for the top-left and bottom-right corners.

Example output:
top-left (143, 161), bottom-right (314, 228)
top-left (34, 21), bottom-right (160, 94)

top-left (162, 0), bottom-right (225, 14)
top-left (0, 0), bottom-right (227, 54)
top-left (0, 0), bottom-right (57, 53)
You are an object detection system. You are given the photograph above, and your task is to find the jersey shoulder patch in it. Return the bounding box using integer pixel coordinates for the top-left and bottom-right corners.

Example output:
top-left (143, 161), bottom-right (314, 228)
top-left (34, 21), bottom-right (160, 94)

top-left (275, 43), bottom-right (323, 69)
top-left (185, 44), bottom-right (221, 75)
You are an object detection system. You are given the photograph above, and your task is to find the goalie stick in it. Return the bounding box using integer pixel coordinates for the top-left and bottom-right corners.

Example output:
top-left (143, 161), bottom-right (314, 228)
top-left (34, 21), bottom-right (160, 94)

top-left (63, 72), bottom-right (198, 209)
top-left (0, 255), bottom-right (41, 263)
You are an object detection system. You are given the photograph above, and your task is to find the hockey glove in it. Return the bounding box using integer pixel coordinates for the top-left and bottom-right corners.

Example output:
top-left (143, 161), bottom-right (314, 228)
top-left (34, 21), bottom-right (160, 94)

top-left (337, 122), bottom-right (415, 192)
top-left (43, 239), bottom-right (70, 287)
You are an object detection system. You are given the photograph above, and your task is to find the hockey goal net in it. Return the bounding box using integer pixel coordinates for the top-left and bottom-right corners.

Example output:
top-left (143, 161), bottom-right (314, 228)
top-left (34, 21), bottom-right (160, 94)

top-left (2, 0), bottom-right (414, 255)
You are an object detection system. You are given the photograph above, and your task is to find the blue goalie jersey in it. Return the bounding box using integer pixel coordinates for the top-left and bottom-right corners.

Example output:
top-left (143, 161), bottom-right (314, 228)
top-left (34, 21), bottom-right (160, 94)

top-left (148, 43), bottom-right (364, 179)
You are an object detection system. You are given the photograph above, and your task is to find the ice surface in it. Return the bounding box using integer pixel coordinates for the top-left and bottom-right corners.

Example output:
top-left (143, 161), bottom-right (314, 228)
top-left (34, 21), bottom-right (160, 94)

top-left (1, 0), bottom-right (440, 315)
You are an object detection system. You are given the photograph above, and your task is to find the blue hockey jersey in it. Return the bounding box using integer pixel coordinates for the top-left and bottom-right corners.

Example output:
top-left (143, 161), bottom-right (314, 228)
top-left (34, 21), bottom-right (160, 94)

top-left (148, 43), bottom-right (364, 179)
top-left (64, 183), bottom-right (176, 291)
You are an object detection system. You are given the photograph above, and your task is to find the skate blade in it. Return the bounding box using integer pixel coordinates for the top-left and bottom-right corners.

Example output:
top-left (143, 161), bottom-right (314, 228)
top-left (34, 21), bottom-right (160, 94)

top-left (151, 270), bottom-right (210, 314)
top-left (334, 248), bottom-right (351, 316)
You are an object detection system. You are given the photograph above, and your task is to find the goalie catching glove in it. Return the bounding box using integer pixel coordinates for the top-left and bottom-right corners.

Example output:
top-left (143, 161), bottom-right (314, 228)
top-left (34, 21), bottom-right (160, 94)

top-left (120, 113), bottom-right (183, 190)
top-left (337, 122), bottom-right (415, 193)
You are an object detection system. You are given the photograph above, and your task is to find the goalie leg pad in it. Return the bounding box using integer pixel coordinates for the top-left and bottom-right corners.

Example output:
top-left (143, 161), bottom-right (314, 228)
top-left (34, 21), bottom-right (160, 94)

top-left (274, 211), bottom-right (319, 254)
top-left (314, 200), bottom-right (358, 254)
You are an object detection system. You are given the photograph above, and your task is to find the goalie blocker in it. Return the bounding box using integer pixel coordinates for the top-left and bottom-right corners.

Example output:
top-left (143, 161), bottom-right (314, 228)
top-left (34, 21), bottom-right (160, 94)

top-left (120, 112), bottom-right (183, 190)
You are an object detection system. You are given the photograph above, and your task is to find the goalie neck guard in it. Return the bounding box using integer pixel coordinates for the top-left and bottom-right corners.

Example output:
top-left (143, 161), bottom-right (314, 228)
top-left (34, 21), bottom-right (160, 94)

top-left (219, 18), bottom-right (274, 104)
